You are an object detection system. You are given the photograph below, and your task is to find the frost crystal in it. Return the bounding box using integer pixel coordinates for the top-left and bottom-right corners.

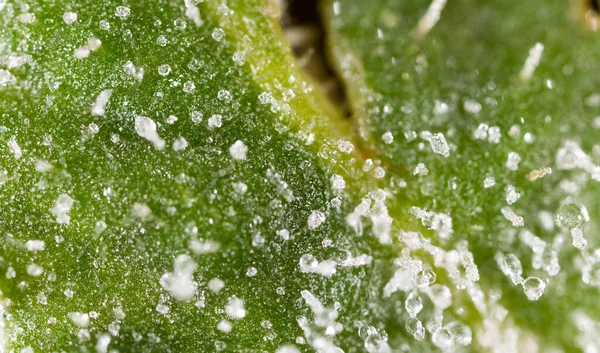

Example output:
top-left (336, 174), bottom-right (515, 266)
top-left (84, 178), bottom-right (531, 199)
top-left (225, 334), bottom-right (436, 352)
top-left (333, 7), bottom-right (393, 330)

top-left (7, 138), bottom-right (22, 159)
top-left (208, 278), bottom-right (224, 293)
top-left (123, 61), bottom-right (144, 81)
top-left (212, 28), bottom-right (225, 41)
top-left (225, 297), bottom-right (246, 320)
top-left (307, 211), bottom-right (326, 230)
top-left (501, 207), bottom-right (524, 227)
top-left (51, 194), bottom-right (74, 224)
top-left (229, 140), bottom-right (247, 160)
top-left (0, 70), bottom-right (16, 86)
top-left (27, 264), bottom-right (44, 276)
top-left (505, 185), bottom-right (521, 205)
top-left (63, 11), bottom-right (77, 24)
top-left (91, 90), bottom-right (112, 116)
top-left (134, 116), bottom-right (165, 150)
top-left (189, 239), bottom-right (220, 254)
top-left (299, 254), bottom-right (337, 277)
top-left (483, 176), bottom-right (495, 188)
top-left (217, 319), bottom-right (232, 333)
top-left (330, 174), bottom-right (345, 190)
top-left (496, 253), bottom-right (523, 285)
top-left (413, 163), bottom-right (428, 175)
top-left (183, 81), bottom-right (195, 94)
top-left (158, 64), bottom-right (172, 76)
top-left (160, 254), bottom-right (198, 302)
top-left (429, 132), bottom-right (450, 157)
top-left (382, 131), bottom-right (394, 144)
top-left (415, 0), bottom-right (447, 38)
top-left (405, 292), bottom-right (423, 318)
top-left (115, 6), bottom-right (131, 20)
top-left (207, 114), bottom-right (223, 128)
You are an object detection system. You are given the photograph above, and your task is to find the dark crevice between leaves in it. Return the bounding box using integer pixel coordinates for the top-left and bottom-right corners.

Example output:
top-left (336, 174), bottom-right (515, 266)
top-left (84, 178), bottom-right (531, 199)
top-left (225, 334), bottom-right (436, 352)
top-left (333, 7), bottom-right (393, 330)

top-left (280, 0), bottom-right (350, 118)
top-left (590, 0), bottom-right (600, 13)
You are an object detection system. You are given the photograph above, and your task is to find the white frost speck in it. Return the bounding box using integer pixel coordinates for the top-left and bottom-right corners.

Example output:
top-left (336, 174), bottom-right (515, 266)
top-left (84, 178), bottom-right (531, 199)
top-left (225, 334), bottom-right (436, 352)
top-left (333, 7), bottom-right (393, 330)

top-left (132, 202), bottom-right (151, 219)
top-left (68, 312), bottom-right (90, 328)
top-left (413, 163), bottom-right (428, 176)
top-left (520, 42), bottom-right (544, 83)
top-left (330, 174), bottom-right (345, 190)
top-left (382, 131), bottom-right (394, 144)
top-left (501, 207), bottom-right (524, 227)
top-left (229, 140), bottom-right (247, 161)
top-left (225, 297), bottom-right (246, 320)
top-left (7, 138), bottom-right (22, 159)
top-left (208, 278), bottom-right (225, 293)
top-left (25, 240), bottom-right (45, 252)
top-left (0, 70), bottom-right (16, 86)
top-left (189, 239), bottom-right (220, 254)
top-left (483, 176), bottom-right (496, 188)
top-left (135, 116), bottom-right (165, 150)
top-left (430, 132), bottom-right (450, 157)
top-left (160, 254), bottom-right (197, 302)
top-left (415, 0), bottom-right (447, 38)
top-left (299, 254), bottom-right (337, 277)
top-left (172, 137), bottom-right (188, 151)
top-left (26, 264), bottom-right (44, 276)
top-left (34, 159), bottom-right (52, 172)
top-left (184, 0), bottom-right (203, 27)
top-left (123, 61), bottom-right (144, 81)
top-left (63, 11), bottom-right (77, 24)
top-left (183, 81), bottom-right (196, 94)
top-left (208, 114), bottom-right (222, 128)
top-left (217, 319), bottom-right (232, 333)
top-left (52, 193), bottom-right (74, 224)
top-left (91, 90), bottom-right (112, 116)
top-left (95, 334), bottom-right (111, 353)
top-left (307, 210), bottom-right (326, 230)
top-left (505, 185), bottom-right (521, 205)
top-left (506, 152), bottom-right (522, 171)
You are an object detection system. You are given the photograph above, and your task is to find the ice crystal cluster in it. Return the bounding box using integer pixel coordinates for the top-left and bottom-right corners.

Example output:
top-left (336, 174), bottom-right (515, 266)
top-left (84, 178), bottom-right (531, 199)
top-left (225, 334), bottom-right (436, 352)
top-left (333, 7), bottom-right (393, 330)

top-left (1, 0), bottom-right (600, 352)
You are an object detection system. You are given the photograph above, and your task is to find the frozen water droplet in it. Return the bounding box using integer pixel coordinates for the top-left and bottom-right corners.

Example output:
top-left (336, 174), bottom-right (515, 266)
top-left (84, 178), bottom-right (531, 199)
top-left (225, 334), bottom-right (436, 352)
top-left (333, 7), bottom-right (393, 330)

top-left (497, 253), bottom-right (523, 285)
top-left (307, 211), bottom-right (326, 230)
top-left (158, 64), bottom-right (172, 76)
top-left (483, 176), bottom-right (495, 188)
top-left (382, 131), bottom-right (394, 144)
top-left (556, 204), bottom-right (584, 229)
top-left (432, 327), bottom-right (452, 349)
top-left (405, 318), bottom-right (425, 340)
top-left (208, 114), bottom-right (222, 128)
top-left (183, 81), bottom-right (196, 94)
top-left (522, 276), bottom-right (546, 300)
top-left (27, 263), bottom-right (44, 276)
top-left (330, 174), bottom-right (345, 190)
top-left (25, 240), bottom-right (45, 252)
top-left (172, 137), bottom-right (188, 151)
top-left (212, 28), bottom-right (225, 41)
top-left (225, 296), bottom-right (246, 320)
top-left (405, 292), bottom-right (423, 318)
top-left (446, 322), bottom-right (471, 346)
top-left (506, 152), bottom-right (522, 171)
top-left (52, 193), bottom-right (74, 224)
top-left (68, 312), bottom-right (89, 328)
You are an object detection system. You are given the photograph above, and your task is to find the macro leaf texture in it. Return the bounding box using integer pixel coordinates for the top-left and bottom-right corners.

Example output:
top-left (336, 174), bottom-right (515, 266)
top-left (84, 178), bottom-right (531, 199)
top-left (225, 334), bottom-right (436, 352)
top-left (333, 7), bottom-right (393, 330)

top-left (1, 0), bottom-right (599, 352)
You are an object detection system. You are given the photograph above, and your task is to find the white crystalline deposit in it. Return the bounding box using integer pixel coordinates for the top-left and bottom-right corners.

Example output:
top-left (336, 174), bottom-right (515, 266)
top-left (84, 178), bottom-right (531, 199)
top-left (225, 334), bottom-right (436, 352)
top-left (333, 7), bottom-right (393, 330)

top-left (91, 90), bottom-right (112, 116)
top-left (520, 42), bottom-right (544, 82)
top-left (229, 140), bottom-right (247, 160)
top-left (160, 254), bottom-right (198, 301)
top-left (299, 254), bottom-right (337, 277)
top-left (135, 116), bottom-right (165, 150)
top-left (225, 296), bottom-right (246, 320)
top-left (307, 210), bottom-right (326, 230)
top-left (429, 132), bottom-right (450, 157)
top-left (52, 193), bottom-right (74, 224)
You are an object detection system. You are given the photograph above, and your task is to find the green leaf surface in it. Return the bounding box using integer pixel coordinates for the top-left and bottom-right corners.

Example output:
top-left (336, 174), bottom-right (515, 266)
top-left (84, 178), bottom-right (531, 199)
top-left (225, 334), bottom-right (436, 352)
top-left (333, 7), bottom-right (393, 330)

top-left (324, 0), bottom-right (600, 351)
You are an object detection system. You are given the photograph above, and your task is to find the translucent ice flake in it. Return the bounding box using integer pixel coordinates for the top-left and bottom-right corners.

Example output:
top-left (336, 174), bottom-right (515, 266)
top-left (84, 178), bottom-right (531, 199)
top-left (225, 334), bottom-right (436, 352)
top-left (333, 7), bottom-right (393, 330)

top-left (405, 292), bottom-right (423, 318)
top-left (299, 254), bottom-right (337, 277)
top-left (225, 296), bottom-right (246, 320)
top-left (429, 132), bottom-right (450, 157)
top-left (7, 138), bottom-right (22, 159)
top-left (91, 90), bottom-right (112, 116)
top-left (413, 163), bottom-right (428, 175)
top-left (501, 207), bottom-right (524, 227)
top-left (337, 140), bottom-right (354, 153)
top-left (134, 116), bottom-right (165, 150)
top-left (406, 318), bottom-right (425, 341)
top-left (307, 210), bottom-right (326, 230)
top-left (229, 140), bottom-right (247, 161)
top-left (51, 193), bottom-right (74, 224)
top-left (522, 277), bottom-right (547, 300)
top-left (570, 228), bottom-right (587, 250)
top-left (300, 290), bottom-right (342, 334)
top-left (410, 206), bottom-right (453, 238)
top-left (520, 42), bottom-right (544, 83)
top-left (184, 0), bottom-right (203, 27)
top-left (506, 152), bottom-right (522, 171)
top-left (123, 61), bottom-right (144, 81)
top-left (95, 334), bottom-right (111, 353)
top-left (62, 11), bottom-right (77, 24)
top-left (463, 99), bottom-right (482, 114)
top-left (496, 253), bottom-right (524, 285)
top-left (212, 28), bottom-right (225, 41)
top-left (0, 70), bottom-right (16, 86)
top-left (483, 176), bottom-right (496, 188)
top-left (160, 254), bottom-right (198, 302)
top-left (115, 6), bottom-right (131, 20)
top-left (132, 202), bottom-right (151, 219)
top-left (217, 320), bottom-right (232, 333)
top-left (505, 185), bottom-right (521, 205)
top-left (330, 174), bottom-right (346, 190)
